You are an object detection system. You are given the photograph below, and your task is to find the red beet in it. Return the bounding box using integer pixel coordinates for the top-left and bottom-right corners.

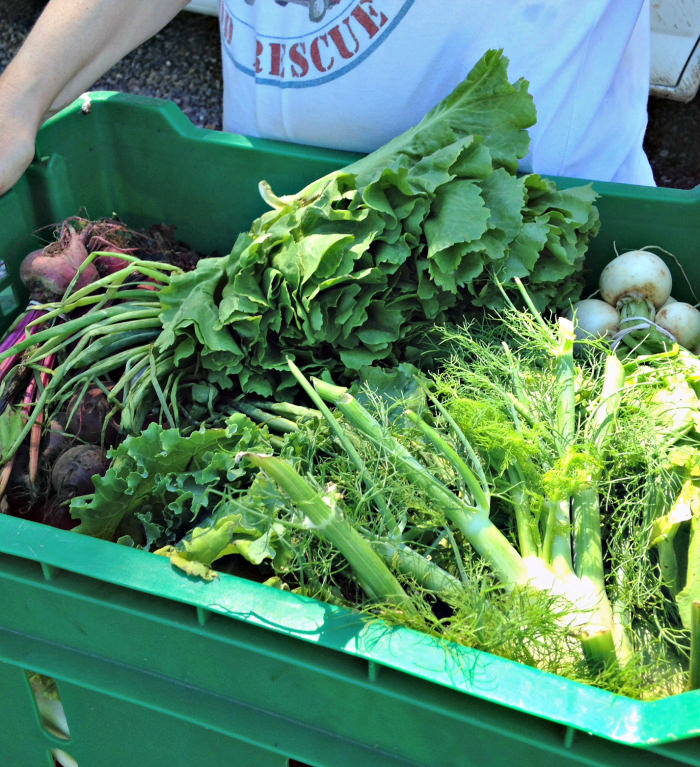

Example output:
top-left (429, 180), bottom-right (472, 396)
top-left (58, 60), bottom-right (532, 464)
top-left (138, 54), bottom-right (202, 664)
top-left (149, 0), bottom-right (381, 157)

top-left (20, 225), bottom-right (99, 301)
top-left (51, 445), bottom-right (109, 502)
top-left (65, 388), bottom-right (118, 446)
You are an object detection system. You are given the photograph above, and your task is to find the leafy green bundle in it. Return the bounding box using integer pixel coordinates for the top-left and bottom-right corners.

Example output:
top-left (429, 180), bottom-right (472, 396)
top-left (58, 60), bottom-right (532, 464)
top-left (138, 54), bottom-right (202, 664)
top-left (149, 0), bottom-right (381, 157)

top-left (155, 50), bottom-right (599, 397)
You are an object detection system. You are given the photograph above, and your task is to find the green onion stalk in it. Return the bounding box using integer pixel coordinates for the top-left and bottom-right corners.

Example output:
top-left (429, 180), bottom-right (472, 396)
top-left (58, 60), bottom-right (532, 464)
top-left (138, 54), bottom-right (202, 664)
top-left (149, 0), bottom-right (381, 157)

top-left (0, 254), bottom-right (178, 469)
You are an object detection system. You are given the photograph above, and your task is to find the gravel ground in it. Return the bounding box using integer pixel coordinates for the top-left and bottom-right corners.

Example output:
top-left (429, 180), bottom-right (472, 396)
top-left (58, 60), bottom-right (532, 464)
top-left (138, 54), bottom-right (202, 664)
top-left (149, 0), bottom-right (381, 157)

top-left (1, 3), bottom-right (698, 189)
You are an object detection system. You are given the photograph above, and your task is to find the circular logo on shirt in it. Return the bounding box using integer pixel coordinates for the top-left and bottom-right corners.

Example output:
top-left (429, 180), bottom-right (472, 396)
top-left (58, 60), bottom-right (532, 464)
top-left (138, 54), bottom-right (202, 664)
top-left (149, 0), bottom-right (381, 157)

top-left (219, 0), bottom-right (414, 87)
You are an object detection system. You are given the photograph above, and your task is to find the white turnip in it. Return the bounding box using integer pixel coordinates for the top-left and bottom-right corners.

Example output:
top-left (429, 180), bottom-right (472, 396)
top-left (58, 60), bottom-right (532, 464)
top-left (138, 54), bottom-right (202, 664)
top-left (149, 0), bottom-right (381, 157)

top-left (567, 299), bottom-right (620, 340)
top-left (598, 249), bottom-right (680, 353)
top-left (599, 250), bottom-right (672, 312)
top-left (655, 301), bottom-right (700, 350)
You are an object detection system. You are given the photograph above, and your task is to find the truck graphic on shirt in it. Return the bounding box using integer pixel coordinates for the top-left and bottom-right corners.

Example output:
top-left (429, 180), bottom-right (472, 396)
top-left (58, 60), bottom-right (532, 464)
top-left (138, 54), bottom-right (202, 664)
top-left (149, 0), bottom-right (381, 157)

top-left (244, 0), bottom-right (341, 23)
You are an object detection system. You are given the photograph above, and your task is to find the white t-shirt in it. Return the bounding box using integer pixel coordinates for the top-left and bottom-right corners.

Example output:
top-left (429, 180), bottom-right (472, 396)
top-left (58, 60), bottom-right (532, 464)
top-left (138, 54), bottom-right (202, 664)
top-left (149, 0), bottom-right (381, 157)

top-left (218, 0), bottom-right (654, 185)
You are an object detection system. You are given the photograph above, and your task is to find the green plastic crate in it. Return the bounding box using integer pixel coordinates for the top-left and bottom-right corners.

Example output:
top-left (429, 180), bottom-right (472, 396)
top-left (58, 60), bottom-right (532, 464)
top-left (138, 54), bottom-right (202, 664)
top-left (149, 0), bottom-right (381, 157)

top-left (0, 93), bottom-right (698, 767)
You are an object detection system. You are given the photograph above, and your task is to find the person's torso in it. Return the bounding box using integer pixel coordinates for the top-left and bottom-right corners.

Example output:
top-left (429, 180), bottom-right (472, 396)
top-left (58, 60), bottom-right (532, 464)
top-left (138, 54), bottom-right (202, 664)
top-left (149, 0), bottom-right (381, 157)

top-left (218, 0), bottom-right (653, 183)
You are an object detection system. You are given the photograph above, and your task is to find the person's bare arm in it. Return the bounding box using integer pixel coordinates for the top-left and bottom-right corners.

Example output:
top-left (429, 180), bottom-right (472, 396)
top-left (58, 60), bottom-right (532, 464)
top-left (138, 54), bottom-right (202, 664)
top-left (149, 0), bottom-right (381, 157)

top-left (0, 0), bottom-right (191, 194)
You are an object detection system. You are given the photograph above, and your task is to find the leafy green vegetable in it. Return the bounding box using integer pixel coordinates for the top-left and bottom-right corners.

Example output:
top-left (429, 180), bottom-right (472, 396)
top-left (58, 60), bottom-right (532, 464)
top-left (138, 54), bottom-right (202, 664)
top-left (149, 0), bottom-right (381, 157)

top-left (155, 471), bottom-right (290, 580)
top-left (0, 407), bottom-right (26, 462)
top-left (69, 413), bottom-right (266, 546)
top-left (153, 50), bottom-right (599, 399)
top-left (215, 307), bottom-right (697, 696)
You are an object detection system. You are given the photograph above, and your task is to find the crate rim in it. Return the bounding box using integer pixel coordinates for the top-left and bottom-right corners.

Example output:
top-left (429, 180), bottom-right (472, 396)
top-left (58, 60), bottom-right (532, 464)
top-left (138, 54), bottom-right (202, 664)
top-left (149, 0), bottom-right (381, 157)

top-left (39, 90), bottom-right (700, 200)
top-left (1, 514), bottom-right (697, 748)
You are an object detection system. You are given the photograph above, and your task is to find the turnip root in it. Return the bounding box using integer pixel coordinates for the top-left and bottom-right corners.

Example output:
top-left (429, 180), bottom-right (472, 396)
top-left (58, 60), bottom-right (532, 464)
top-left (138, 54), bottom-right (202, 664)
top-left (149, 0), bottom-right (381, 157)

top-left (51, 445), bottom-right (109, 502)
top-left (655, 302), bottom-right (700, 350)
top-left (598, 249), bottom-right (679, 353)
top-left (599, 250), bottom-right (672, 311)
top-left (567, 299), bottom-right (620, 340)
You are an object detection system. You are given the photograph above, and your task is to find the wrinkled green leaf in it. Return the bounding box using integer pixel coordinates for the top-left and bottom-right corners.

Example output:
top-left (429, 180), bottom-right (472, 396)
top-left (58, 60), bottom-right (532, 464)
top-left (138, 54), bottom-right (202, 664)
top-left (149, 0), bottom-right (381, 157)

top-left (153, 50), bottom-right (598, 397)
top-left (69, 415), bottom-right (267, 544)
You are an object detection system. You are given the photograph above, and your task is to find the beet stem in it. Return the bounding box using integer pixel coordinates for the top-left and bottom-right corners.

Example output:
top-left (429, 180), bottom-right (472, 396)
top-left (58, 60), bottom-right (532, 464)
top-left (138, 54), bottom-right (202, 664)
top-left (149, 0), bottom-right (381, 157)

top-left (27, 353), bottom-right (55, 483)
top-left (0, 458), bottom-right (14, 500)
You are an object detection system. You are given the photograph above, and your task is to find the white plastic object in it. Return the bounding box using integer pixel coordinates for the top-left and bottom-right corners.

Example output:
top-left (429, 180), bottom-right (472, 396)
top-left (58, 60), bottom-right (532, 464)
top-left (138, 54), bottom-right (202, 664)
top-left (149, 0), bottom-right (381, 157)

top-left (650, 0), bottom-right (700, 102)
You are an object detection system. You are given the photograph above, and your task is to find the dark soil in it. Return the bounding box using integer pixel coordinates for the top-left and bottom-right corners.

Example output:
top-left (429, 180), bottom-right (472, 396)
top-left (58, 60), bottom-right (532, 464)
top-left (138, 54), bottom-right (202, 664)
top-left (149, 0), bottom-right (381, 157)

top-left (644, 92), bottom-right (700, 189)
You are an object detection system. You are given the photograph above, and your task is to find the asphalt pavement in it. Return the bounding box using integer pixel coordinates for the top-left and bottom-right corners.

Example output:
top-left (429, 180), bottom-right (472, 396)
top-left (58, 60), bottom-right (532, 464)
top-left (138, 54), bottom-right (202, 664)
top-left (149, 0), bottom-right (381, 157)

top-left (1, 4), bottom-right (698, 189)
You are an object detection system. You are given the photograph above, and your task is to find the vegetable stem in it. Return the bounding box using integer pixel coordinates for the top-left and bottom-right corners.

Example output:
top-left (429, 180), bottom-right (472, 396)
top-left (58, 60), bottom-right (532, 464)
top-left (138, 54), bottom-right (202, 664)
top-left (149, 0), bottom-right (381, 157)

top-left (548, 317), bottom-right (576, 574)
top-left (690, 602), bottom-right (700, 691)
top-left (371, 539), bottom-right (463, 599)
top-left (573, 354), bottom-right (625, 588)
top-left (242, 453), bottom-right (413, 609)
top-left (312, 377), bottom-right (529, 589)
top-left (288, 359), bottom-right (400, 539)
top-left (404, 408), bottom-right (490, 514)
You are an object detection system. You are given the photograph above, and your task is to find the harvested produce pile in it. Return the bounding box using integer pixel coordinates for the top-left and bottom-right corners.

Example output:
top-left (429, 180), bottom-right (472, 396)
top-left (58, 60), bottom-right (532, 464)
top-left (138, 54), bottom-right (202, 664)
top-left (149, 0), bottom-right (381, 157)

top-left (0, 50), bottom-right (697, 699)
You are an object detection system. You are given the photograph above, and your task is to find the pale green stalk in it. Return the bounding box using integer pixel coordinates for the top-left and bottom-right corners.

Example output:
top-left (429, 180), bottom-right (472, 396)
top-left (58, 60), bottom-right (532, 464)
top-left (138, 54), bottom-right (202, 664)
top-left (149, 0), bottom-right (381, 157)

top-left (572, 354), bottom-right (625, 588)
top-left (371, 539), bottom-right (463, 600)
top-left (234, 401), bottom-right (299, 434)
top-left (243, 453), bottom-right (413, 610)
top-left (312, 378), bottom-right (530, 589)
top-left (418, 379), bottom-right (490, 498)
top-left (246, 399), bottom-right (320, 421)
top-left (288, 358), bottom-right (400, 539)
top-left (549, 316), bottom-right (576, 575)
top-left (404, 408), bottom-right (490, 514)
top-left (507, 466), bottom-right (538, 558)
top-left (571, 353), bottom-right (632, 665)
top-left (690, 602), bottom-right (699, 691)
top-left (0, 304), bottom-right (156, 363)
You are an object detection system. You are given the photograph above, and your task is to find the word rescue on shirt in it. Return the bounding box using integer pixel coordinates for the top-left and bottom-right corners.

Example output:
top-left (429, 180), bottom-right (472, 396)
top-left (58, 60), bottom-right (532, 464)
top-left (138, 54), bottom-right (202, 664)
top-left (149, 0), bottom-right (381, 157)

top-left (219, 0), bottom-right (414, 86)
